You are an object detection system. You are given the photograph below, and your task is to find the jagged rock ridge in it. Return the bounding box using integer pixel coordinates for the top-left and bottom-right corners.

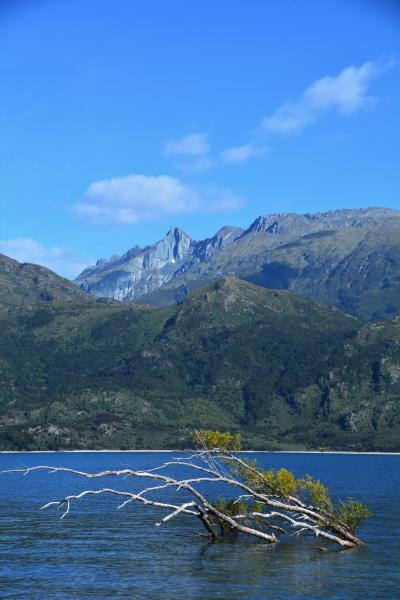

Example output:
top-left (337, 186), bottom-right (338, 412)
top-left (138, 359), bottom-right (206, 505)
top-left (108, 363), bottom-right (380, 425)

top-left (76, 207), bottom-right (400, 320)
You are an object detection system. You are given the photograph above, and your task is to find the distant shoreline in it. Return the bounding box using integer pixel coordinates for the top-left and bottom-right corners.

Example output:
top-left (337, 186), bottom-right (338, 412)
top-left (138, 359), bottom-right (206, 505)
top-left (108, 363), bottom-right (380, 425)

top-left (1, 449), bottom-right (399, 455)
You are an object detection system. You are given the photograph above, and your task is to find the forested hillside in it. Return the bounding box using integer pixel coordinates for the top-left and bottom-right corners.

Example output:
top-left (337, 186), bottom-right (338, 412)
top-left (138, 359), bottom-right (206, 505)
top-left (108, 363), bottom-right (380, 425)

top-left (1, 269), bottom-right (399, 451)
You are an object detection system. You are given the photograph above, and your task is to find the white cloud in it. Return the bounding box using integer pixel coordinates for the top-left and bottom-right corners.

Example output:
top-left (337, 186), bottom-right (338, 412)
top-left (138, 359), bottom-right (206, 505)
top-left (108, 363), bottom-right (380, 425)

top-left (261, 58), bottom-right (395, 135)
top-left (164, 58), bottom-right (394, 171)
top-left (164, 133), bottom-right (210, 156)
top-left (221, 143), bottom-right (268, 164)
top-left (74, 173), bottom-right (243, 225)
top-left (0, 238), bottom-right (91, 279)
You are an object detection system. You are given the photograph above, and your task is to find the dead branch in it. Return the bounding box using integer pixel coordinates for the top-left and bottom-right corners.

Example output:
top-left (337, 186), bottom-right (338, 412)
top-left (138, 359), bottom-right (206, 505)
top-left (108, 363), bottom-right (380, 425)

top-left (1, 430), bottom-right (368, 548)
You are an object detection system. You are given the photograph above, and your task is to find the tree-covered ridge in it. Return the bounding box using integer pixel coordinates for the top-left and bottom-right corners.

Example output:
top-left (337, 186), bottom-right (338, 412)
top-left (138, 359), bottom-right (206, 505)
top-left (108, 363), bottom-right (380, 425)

top-left (0, 276), bottom-right (399, 451)
top-left (0, 254), bottom-right (92, 313)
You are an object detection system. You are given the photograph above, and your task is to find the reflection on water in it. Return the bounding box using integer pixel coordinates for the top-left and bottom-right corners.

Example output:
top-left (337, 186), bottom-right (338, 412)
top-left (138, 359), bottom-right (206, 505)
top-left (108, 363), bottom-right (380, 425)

top-left (0, 452), bottom-right (399, 599)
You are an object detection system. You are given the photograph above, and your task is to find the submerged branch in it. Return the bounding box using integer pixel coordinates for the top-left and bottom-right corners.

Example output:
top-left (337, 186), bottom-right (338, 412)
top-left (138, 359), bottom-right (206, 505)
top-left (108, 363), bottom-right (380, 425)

top-left (2, 430), bottom-right (369, 548)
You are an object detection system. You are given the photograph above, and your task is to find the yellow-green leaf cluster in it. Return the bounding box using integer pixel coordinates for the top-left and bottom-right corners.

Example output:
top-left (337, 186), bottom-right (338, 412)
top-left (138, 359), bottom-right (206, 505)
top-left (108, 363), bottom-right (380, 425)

top-left (193, 431), bottom-right (371, 536)
top-left (335, 499), bottom-right (372, 533)
top-left (194, 430), bottom-right (242, 452)
top-left (298, 475), bottom-right (333, 510)
top-left (275, 468), bottom-right (297, 496)
top-left (244, 466), bottom-right (297, 498)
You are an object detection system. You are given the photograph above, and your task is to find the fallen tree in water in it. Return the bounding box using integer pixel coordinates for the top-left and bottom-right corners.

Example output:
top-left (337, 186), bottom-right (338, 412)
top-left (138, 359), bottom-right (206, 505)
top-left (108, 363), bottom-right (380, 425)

top-left (3, 431), bottom-right (370, 548)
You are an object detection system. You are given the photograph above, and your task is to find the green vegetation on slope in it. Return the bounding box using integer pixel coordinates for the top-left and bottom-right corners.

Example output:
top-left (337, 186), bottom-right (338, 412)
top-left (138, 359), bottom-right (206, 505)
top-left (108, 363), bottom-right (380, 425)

top-left (0, 254), bottom-right (93, 313)
top-left (0, 274), bottom-right (399, 451)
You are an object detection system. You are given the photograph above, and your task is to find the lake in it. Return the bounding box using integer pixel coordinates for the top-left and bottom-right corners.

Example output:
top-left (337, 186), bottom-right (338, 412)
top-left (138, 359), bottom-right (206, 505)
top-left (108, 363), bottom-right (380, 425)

top-left (0, 452), bottom-right (399, 599)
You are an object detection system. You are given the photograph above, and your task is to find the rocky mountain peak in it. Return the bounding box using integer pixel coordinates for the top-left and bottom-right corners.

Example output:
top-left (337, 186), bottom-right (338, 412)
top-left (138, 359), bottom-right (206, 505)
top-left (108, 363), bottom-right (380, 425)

top-left (75, 226), bottom-right (193, 302)
top-left (155, 226), bottom-right (192, 262)
top-left (75, 206), bottom-right (400, 319)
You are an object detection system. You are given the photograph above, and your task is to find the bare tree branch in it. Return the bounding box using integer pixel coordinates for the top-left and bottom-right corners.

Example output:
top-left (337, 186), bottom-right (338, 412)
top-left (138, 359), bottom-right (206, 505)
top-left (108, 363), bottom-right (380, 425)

top-left (2, 431), bottom-right (368, 548)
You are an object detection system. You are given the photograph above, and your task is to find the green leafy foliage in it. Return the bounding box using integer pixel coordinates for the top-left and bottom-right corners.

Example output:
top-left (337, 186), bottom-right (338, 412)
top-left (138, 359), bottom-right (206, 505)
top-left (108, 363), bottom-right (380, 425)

top-left (276, 468), bottom-right (298, 496)
top-left (335, 499), bottom-right (372, 533)
top-left (212, 497), bottom-right (278, 532)
top-left (205, 433), bottom-right (371, 537)
top-left (195, 430), bottom-right (242, 452)
top-left (298, 475), bottom-right (333, 510)
top-left (213, 498), bottom-right (247, 517)
top-left (240, 462), bottom-right (331, 506)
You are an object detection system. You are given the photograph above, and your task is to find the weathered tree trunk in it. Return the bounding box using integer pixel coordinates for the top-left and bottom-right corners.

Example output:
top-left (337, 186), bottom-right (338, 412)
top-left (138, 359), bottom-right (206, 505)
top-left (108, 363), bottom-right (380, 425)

top-left (1, 430), bottom-right (369, 548)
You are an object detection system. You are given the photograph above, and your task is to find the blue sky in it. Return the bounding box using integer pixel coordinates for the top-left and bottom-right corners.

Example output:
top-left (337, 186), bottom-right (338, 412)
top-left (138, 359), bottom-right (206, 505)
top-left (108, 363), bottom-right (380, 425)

top-left (0, 0), bottom-right (399, 277)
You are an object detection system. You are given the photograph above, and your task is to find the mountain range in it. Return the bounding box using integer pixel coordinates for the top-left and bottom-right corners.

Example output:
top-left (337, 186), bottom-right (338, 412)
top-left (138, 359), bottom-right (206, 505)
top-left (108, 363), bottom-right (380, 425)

top-left (0, 248), bottom-right (399, 451)
top-left (76, 207), bottom-right (400, 322)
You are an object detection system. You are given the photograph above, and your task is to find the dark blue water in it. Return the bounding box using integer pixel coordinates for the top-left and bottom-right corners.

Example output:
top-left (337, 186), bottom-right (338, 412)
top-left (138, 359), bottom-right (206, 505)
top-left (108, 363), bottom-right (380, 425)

top-left (0, 452), bottom-right (399, 599)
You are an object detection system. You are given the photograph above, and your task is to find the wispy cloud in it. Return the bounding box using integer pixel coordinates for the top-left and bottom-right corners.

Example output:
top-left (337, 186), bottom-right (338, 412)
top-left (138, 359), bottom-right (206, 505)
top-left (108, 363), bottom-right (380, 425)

top-left (220, 143), bottom-right (268, 164)
top-left (261, 57), bottom-right (395, 135)
top-left (165, 58), bottom-right (394, 171)
top-left (164, 133), bottom-right (213, 173)
top-left (74, 173), bottom-right (243, 225)
top-left (164, 132), bottom-right (210, 156)
top-left (0, 238), bottom-right (92, 279)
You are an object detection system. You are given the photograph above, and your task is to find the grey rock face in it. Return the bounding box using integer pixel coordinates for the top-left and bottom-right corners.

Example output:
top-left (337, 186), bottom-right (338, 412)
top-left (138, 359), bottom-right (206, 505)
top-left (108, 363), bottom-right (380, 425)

top-left (77, 227), bottom-right (193, 301)
top-left (75, 207), bottom-right (400, 320)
